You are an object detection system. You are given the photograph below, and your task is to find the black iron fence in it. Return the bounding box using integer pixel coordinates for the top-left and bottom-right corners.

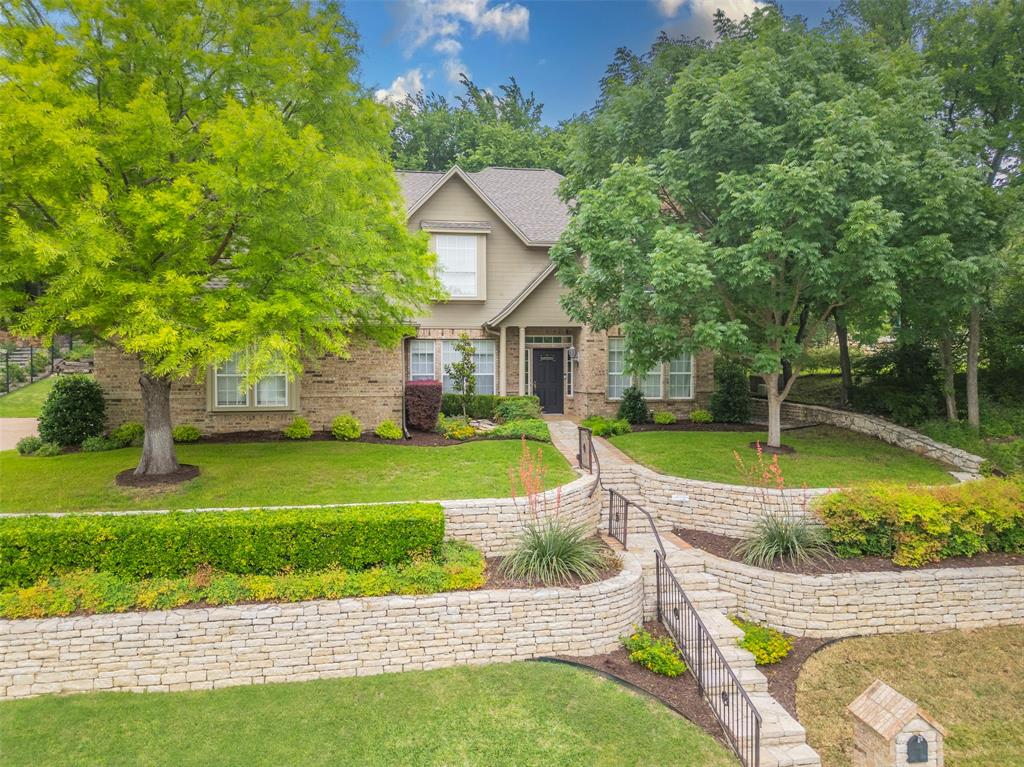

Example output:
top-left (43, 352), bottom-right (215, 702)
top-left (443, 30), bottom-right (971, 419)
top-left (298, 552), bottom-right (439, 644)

top-left (607, 488), bottom-right (629, 548)
top-left (656, 550), bottom-right (762, 767)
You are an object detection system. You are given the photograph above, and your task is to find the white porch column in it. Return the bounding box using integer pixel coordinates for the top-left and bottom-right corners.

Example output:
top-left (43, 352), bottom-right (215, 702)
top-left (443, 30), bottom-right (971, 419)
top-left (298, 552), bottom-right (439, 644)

top-left (498, 326), bottom-right (507, 396)
top-left (518, 326), bottom-right (527, 395)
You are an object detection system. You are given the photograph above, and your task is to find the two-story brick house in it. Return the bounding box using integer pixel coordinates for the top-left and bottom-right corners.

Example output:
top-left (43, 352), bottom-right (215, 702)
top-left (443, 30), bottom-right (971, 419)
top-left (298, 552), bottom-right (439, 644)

top-left (95, 166), bottom-right (713, 432)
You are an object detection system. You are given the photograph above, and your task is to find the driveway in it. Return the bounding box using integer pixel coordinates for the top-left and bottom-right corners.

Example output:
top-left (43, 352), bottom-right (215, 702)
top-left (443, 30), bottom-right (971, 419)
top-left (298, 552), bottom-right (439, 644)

top-left (0, 418), bottom-right (38, 451)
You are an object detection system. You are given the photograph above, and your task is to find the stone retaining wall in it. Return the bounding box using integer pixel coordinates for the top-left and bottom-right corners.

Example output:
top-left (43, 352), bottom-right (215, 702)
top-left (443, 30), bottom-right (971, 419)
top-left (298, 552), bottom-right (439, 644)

top-left (697, 549), bottom-right (1024, 638)
top-left (751, 399), bottom-right (983, 474)
top-left (0, 553), bottom-right (643, 700)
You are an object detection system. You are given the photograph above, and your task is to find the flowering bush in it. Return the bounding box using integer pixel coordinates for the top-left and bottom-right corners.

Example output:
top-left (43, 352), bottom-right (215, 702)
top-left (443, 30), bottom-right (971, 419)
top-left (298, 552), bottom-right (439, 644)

top-left (730, 616), bottom-right (793, 665)
top-left (621, 627), bottom-right (687, 677)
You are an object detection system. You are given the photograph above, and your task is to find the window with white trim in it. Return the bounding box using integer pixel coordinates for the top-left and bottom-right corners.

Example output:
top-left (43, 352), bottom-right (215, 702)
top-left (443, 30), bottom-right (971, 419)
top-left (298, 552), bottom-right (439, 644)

top-left (434, 235), bottom-right (478, 298)
top-left (669, 353), bottom-right (695, 399)
top-left (214, 353), bottom-right (289, 409)
top-left (442, 339), bottom-right (496, 395)
top-left (607, 337), bottom-right (629, 399)
top-left (639, 364), bottom-right (662, 399)
top-left (409, 339), bottom-right (436, 381)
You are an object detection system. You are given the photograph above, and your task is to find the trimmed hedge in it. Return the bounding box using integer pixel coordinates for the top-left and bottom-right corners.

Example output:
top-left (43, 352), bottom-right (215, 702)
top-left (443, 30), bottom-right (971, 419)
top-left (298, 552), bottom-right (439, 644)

top-left (406, 380), bottom-right (442, 432)
top-left (0, 542), bottom-right (485, 619)
top-left (815, 477), bottom-right (1024, 567)
top-left (0, 503), bottom-right (445, 587)
top-left (441, 393), bottom-right (541, 421)
top-left (488, 418), bottom-right (550, 442)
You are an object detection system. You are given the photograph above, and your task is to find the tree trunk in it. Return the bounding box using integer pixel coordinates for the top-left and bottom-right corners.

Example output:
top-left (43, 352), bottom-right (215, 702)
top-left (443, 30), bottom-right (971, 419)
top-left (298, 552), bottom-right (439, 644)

top-left (835, 310), bottom-right (853, 408)
top-left (966, 303), bottom-right (981, 429)
top-left (135, 373), bottom-right (180, 476)
top-left (763, 373), bottom-right (783, 448)
top-left (940, 333), bottom-right (958, 422)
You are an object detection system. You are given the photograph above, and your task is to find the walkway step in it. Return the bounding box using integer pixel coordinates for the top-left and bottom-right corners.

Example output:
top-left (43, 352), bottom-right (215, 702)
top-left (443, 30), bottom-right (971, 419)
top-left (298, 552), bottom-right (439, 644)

top-left (761, 744), bottom-right (823, 767)
top-left (745, 693), bottom-right (807, 748)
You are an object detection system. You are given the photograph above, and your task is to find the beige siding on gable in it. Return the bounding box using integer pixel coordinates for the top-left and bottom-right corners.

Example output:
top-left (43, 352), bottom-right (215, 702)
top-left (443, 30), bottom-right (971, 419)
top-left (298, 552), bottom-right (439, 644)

top-left (409, 175), bottom-right (554, 328)
top-left (502, 271), bottom-right (575, 327)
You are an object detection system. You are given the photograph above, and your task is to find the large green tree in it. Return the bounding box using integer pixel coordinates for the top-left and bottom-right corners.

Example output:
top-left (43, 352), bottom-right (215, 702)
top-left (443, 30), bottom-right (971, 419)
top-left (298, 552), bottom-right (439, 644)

top-left (553, 10), bottom-right (991, 448)
top-left (0, 0), bottom-right (437, 475)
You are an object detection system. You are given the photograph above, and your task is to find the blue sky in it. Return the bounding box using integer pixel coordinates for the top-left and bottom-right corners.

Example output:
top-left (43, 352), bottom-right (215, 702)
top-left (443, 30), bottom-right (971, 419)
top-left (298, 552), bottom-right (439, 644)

top-left (345, 0), bottom-right (842, 123)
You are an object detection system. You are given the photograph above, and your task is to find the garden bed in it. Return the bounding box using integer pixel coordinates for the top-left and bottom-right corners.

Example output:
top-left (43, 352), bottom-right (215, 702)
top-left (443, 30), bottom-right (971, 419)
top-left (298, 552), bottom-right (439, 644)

top-left (484, 538), bottom-right (622, 589)
top-left (627, 421), bottom-right (765, 433)
top-left (673, 527), bottom-right (1024, 574)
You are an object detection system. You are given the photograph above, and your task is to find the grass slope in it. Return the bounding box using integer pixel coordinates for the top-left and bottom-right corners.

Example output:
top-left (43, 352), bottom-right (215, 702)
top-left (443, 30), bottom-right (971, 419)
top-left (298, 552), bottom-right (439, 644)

top-left (0, 662), bottom-right (738, 767)
top-left (609, 426), bottom-right (954, 487)
top-left (797, 627), bottom-right (1024, 767)
top-left (0, 376), bottom-right (56, 418)
top-left (0, 440), bottom-right (575, 514)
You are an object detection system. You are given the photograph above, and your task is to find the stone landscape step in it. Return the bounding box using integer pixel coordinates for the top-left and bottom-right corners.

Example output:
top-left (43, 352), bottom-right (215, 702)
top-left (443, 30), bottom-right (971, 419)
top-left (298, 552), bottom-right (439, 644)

top-left (744, 693), bottom-right (808, 748)
top-left (761, 743), bottom-right (823, 767)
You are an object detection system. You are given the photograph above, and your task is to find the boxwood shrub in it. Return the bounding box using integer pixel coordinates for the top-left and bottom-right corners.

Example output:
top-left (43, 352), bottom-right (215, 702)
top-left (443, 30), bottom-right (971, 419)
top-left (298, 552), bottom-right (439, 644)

top-left (37, 374), bottom-right (106, 445)
top-left (0, 503), bottom-right (445, 586)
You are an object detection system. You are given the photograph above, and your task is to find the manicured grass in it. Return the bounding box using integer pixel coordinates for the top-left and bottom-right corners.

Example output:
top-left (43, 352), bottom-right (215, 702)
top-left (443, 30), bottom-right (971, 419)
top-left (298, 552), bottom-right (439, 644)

top-left (797, 627), bottom-right (1024, 767)
top-left (0, 662), bottom-right (738, 767)
top-left (0, 376), bottom-right (56, 418)
top-left (0, 440), bottom-right (575, 514)
top-left (609, 426), bottom-right (955, 487)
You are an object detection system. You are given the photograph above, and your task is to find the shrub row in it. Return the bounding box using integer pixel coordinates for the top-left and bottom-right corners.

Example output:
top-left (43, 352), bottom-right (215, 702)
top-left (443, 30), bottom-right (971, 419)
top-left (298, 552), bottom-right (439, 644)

top-left (440, 393), bottom-right (540, 421)
top-left (487, 418), bottom-right (550, 442)
top-left (0, 542), bottom-right (485, 619)
top-left (0, 503), bottom-right (445, 587)
top-left (581, 415), bottom-right (631, 437)
top-left (815, 477), bottom-right (1024, 567)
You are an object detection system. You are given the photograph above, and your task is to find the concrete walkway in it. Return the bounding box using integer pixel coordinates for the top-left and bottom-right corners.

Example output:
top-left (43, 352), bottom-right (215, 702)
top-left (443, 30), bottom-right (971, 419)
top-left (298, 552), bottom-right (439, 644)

top-left (546, 418), bottom-right (636, 469)
top-left (0, 418), bottom-right (37, 451)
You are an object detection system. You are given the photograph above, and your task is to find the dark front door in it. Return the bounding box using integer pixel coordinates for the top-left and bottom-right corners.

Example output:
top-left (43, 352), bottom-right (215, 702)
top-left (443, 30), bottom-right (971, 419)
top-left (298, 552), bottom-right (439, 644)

top-left (532, 348), bottom-right (564, 414)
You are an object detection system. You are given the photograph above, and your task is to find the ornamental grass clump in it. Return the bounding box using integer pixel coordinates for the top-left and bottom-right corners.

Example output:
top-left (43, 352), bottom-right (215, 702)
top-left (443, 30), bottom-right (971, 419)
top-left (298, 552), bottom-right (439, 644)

top-left (498, 519), bottom-right (606, 586)
top-left (731, 515), bottom-right (832, 568)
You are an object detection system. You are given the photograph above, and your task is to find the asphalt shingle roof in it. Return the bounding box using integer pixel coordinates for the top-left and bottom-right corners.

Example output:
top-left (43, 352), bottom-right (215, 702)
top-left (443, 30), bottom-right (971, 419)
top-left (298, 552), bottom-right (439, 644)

top-left (397, 167), bottom-right (569, 245)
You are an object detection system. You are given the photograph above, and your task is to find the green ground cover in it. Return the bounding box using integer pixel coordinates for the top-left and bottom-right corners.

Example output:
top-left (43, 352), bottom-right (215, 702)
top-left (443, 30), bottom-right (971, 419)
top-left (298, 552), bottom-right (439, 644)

top-left (0, 440), bottom-right (575, 514)
top-left (0, 662), bottom-right (737, 767)
top-left (609, 426), bottom-right (954, 487)
top-left (0, 376), bottom-right (57, 418)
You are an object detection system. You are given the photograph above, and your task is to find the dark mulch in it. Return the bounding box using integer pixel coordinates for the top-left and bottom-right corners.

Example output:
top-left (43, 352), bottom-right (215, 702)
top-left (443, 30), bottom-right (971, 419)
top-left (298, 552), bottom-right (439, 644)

top-left (115, 464), bottom-right (200, 487)
top-left (484, 544), bottom-right (622, 590)
top-left (553, 621), bottom-right (730, 749)
top-left (759, 636), bottom-right (835, 718)
top-left (674, 526), bottom-right (1024, 574)
top-left (629, 422), bottom-right (763, 433)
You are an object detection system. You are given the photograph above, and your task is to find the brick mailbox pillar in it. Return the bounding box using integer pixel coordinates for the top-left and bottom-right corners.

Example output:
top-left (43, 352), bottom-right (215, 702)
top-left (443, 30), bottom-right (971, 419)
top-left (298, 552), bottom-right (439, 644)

top-left (848, 679), bottom-right (946, 767)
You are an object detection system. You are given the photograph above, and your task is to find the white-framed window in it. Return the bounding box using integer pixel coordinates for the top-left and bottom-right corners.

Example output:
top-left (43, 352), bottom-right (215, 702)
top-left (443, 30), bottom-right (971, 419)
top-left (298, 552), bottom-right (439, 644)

top-left (434, 235), bottom-right (478, 298)
top-left (442, 339), bottom-right (496, 395)
top-left (607, 337), bottom-right (629, 400)
top-left (669, 352), bottom-right (695, 399)
top-left (409, 339), bottom-right (436, 381)
top-left (214, 353), bottom-right (289, 409)
top-left (639, 365), bottom-right (662, 399)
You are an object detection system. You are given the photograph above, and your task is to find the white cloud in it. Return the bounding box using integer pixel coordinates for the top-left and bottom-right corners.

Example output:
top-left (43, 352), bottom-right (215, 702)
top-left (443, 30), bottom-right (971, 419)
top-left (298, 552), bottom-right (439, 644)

top-left (374, 68), bottom-right (425, 104)
top-left (444, 57), bottom-right (470, 84)
top-left (433, 38), bottom-right (462, 55)
top-left (654, 0), bottom-right (762, 39)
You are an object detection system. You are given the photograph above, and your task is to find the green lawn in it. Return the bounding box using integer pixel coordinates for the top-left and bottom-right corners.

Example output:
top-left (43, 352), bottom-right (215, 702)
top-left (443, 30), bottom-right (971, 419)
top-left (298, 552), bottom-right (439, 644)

top-left (0, 376), bottom-right (56, 418)
top-left (0, 662), bottom-right (737, 767)
top-left (609, 426), bottom-right (954, 487)
top-left (0, 440), bottom-right (575, 514)
top-left (797, 627), bottom-right (1024, 767)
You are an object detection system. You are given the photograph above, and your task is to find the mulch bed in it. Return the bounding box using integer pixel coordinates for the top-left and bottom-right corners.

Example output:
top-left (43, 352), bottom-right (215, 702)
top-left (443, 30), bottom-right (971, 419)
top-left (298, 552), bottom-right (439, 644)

top-left (553, 621), bottom-right (731, 749)
top-left (759, 636), bottom-right (835, 718)
top-left (674, 526), bottom-right (1024, 574)
top-left (115, 464), bottom-right (200, 487)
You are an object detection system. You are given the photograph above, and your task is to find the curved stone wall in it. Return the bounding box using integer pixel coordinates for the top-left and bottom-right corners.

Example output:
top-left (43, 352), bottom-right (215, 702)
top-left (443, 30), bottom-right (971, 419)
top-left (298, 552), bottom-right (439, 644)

top-left (0, 551), bottom-right (643, 700)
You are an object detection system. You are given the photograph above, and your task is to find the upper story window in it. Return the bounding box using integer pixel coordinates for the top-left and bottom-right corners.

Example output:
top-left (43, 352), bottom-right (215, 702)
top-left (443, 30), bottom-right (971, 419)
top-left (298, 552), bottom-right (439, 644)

top-left (212, 352), bottom-right (293, 411)
top-left (434, 234), bottom-right (479, 299)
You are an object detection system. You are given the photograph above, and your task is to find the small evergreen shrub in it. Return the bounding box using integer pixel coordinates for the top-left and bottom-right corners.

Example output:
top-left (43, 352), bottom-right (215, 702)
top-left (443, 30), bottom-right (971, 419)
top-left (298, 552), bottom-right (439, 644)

top-left (111, 421), bottom-right (145, 447)
top-left (81, 435), bottom-right (122, 452)
top-left (689, 408), bottom-right (713, 423)
top-left (405, 380), bottom-right (442, 431)
top-left (653, 411), bottom-right (677, 425)
top-left (488, 418), bottom-right (550, 442)
top-left (620, 627), bottom-right (687, 677)
top-left (710, 360), bottom-right (752, 423)
top-left (731, 516), bottom-right (832, 568)
top-left (15, 436), bottom-right (43, 456)
top-left (617, 385), bottom-right (650, 424)
top-left (730, 616), bottom-right (793, 665)
top-left (0, 503), bottom-right (446, 587)
top-left (498, 520), bottom-right (606, 586)
top-left (283, 416), bottom-right (313, 440)
top-left (331, 414), bottom-right (361, 441)
top-left (581, 415), bottom-right (631, 437)
top-left (172, 424), bottom-right (201, 443)
top-left (374, 420), bottom-right (403, 440)
top-left (37, 374), bottom-right (106, 445)
top-left (436, 414), bottom-right (475, 440)
top-left (32, 442), bottom-right (63, 457)
top-left (493, 396), bottom-right (541, 422)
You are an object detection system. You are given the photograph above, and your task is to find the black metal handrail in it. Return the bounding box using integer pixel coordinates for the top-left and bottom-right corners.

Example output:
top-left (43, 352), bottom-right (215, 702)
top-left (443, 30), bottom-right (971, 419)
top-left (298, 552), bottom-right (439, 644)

top-left (656, 551), bottom-right (762, 767)
top-left (576, 426), bottom-right (601, 498)
top-left (606, 488), bottom-right (629, 548)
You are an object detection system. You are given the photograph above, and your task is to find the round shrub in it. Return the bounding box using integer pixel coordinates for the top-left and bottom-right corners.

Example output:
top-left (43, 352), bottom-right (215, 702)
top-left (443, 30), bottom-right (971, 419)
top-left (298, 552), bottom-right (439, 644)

top-left (284, 416), bottom-right (314, 440)
top-left (710, 360), bottom-right (752, 423)
top-left (689, 408), bottom-right (713, 424)
top-left (374, 420), bottom-right (403, 440)
top-left (331, 414), bottom-right (361, 440)
top-left (581, 415), bottom-right (631, 437)
top-left (37, 374), bottom-right (106, 445)
top-left (111, 421), bottom-right (145, 447)
top-left (617, 385), bottom-right (650, 424)
top-left (15, 436), bottom-right (43, 456)
top-left (620, 627), bottom-right (687, 677)
top-left (653, 411), bottom-right (677, 425)
top-left (172, 424), bottom-right (201, 443)
top-left (32, 442), bottom-right (63, 457)
top-left (81, 435), bottom-right (121, 452)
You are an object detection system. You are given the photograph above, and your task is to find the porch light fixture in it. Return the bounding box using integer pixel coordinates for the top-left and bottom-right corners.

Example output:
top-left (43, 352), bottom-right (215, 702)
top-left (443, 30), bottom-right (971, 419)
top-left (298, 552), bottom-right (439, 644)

top-left (567, 345), bottom-right (578, 362)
